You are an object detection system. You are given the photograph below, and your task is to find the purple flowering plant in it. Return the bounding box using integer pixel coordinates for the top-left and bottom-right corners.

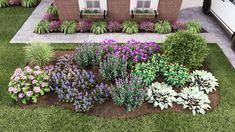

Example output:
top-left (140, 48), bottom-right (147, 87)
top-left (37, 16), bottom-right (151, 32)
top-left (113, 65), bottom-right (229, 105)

top-left (172, 21), bottom-right (187, 31)
top-left (139, 21), bottom-right (155, 32)
top-left (8, 66), bottom-right (50, 104)
top-left (49, 20), bottom-right (61, 32)
top-left (107, 21), bottom-right (122, 32)
top-left (77, 20), bottom-right (91, 32)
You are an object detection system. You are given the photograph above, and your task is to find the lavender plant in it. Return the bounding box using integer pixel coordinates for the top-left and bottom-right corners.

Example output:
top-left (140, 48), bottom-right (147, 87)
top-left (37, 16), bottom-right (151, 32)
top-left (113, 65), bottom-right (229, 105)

top-left (107, 21), bottom-right (122, 32)
top-left (139, 21), bottom-right (154, 32)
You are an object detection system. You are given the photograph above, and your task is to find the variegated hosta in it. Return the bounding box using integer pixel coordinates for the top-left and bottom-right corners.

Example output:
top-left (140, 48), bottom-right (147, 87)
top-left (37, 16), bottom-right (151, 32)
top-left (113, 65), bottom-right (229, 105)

top-left (177, 87), bottom-right (211, 115)
top-left (146, 82), bottom-right (178, 110)
top-left (190, 70), bottom-right (218, 93)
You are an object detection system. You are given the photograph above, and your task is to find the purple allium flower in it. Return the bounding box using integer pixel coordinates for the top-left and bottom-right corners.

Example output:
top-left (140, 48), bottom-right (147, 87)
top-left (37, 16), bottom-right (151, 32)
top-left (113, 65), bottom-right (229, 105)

top-left (172, 21), bottom-right (187, 31)
top-left (49, 20), bottom-right (61, 32)
top-left (107, 21), bottom-right (122, 32)
top-left (33, 87), bottom-right (41, 93)
top-left (9, 0), bottom-right (20, 5)
top-left (26, 91), bottom-right (33, 97)
top-left (77, 20), bottom-right (91, 32)
top-left (18, 93), bottom-right (25, 99)
top-left (139, 21), bottom-right (154, 32)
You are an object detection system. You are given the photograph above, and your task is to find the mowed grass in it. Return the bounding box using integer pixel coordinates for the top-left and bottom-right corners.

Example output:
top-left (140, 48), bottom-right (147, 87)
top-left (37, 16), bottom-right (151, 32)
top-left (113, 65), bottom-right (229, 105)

top-left (0, 7), bottom-right (235, 132)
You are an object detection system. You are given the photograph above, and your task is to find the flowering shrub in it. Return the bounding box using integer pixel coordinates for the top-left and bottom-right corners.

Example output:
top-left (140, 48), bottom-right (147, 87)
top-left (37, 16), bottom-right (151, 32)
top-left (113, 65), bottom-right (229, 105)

top-left (163, 63), bottom-right (190, 87)
top-left (107, 21), bottom-right (122, 32)
top-left (100, 39), bottom-right (160, 66)
top-left (189, 70), bottom-right (218, 93)
top-left (9, 0), bottom-right (20, 5)
top-left (172, 21), bottom-right (186, 31)
top-left (49, 20), bottom-right (61, 32)
top-left (139, 21), bottom-right (154, 32)
top-left (77, 20), bottom-right (91, 32)
top-left (111, 75), bottom-right (146, 112)
top-left (8, 66), bottom-right (50, 104)
top-left (146, 82), bottom-right (177, 110)
top-left (47, 55), bottom-right (110, 112)
top-left (99, 54), bottom-right (127, 81)
top-left (132, 62), bottom-right (157, 86)
top-left (177, 87), bottom-right (211, 115)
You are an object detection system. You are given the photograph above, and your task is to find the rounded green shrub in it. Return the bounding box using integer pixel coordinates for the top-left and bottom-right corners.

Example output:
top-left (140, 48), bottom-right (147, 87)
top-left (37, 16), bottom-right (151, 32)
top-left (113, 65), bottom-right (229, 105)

top-left (154, 20), bottom-right (172, 34)
top-left (91, 20), bottom-right (107, 34)
top-left (122, 20), bottom-right (138, 34)
top-left (34, 20), bottom-right (50, 34)
top-left (186, 20), bottom-right (202, 33)
top-left (0, 0), bottom-right (9, 8)
top-left (61, 20), bottom-right (77, 34)
top-left (162, 31), bottom-right (209, 68)
top-left (21, 0), bottom-right (39, 8)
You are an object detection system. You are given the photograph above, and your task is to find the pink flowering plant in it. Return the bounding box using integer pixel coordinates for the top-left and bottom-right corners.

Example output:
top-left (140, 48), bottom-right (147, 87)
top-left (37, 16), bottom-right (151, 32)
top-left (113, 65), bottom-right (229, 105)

top-left (8, 66), bottom-right (50, 104)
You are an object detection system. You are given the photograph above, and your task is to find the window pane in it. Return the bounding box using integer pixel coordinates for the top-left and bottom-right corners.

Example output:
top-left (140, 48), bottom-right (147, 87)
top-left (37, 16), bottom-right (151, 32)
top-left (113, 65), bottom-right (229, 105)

top-left (94, 1), bottom-right (100, 8)
top-left (86, 0), bottom-right (93, 8)
top-left (144, 1), bottom-right (151, 8)
top-left (137, 1), bottom-right (144, 8)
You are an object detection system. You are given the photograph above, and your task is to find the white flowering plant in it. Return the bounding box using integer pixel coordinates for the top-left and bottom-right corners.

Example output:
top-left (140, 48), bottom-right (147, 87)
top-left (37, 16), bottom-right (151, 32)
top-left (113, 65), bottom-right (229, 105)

top-left (8, 66), bottom-right (50, 104)
top-left (177, 87), bottom-right (211, 115)
top-left (189, 70), bottom-right (218, 94)
top-left (146, 82), bottom-right (178, 110)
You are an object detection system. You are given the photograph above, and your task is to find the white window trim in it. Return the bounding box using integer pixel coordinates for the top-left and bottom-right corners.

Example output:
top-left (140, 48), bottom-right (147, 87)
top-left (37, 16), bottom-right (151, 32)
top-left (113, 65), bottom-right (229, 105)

top-left (78, 0), bottom-right (107, 11)
top-left (130, 0), bottom-right (159, 11)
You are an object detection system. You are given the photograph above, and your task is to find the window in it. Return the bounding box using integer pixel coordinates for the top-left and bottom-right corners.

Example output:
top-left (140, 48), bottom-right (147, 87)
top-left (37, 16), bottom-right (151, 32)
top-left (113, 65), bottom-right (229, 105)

top-left (86, 0), bottom-right (100, 9)
top-left (229, 0), bottom-right (235, 5)
top-left (137, 0), bottom-right (151, 9)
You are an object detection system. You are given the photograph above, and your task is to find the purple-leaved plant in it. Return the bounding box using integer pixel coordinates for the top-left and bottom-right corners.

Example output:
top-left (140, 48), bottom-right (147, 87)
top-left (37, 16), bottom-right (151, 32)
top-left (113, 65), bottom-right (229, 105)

top-left (172, 21), bottom-right (187, 31)
top-left (9, 0), bottom-right (20, 5)
top-left (139, 21), bottom-right (154, 32)
top-left (107, 21), bottom-right (122, 32)
top-left (42, 12), bottom-right (57, 21)
top-left (77, 20), bottom-right (91, 32)
top-left (49, 20), bottom-right (61, 32)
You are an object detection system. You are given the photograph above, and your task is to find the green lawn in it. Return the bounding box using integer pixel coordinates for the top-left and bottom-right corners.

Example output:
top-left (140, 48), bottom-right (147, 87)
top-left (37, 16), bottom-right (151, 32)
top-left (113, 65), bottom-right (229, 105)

top-left (1, 7), bottom-right (235, 132)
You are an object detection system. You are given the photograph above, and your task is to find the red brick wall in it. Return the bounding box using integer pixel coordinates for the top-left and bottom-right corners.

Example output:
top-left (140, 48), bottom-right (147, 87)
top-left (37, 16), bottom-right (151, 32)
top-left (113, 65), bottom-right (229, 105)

top-left (54, 0), bottom-right (182, 22)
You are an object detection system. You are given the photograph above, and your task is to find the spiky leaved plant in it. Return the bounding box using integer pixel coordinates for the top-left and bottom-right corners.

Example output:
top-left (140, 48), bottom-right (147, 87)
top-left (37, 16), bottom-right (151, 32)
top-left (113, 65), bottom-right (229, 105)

top-left (34, 20), bottom-right (50, 34)
top-left (25, 42), bottom-right (54, 66)
top-left (122, 20), bottom-right (139, 34)
top-left (186, 20), bottom-right (202, 33)
top-left (47, 5), bottom-right (58, 15)
top-left (91, 20), bottom-right (107, 34)
top-left (21, 0), bottom-right (39, 8)
top-left (61, 20), bottom-right (77, 34)
top-left (0, 0), bottom-right (9, 8)
top-left (154, 20), bottom-right (172, 34)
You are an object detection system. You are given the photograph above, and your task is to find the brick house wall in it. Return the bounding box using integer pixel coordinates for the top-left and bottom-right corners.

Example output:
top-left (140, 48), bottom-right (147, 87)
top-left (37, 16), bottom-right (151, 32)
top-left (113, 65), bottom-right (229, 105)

top-left (54, 0), bottom-right (182, 23)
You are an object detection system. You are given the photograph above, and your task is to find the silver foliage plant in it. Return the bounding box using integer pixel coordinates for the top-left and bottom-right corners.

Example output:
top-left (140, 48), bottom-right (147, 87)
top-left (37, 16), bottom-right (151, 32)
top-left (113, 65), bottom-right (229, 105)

top-left (146, 82), bottom-right (178, 110)
top-left (189, 70), bottom-right (218, 94)
top-left (177, 87), bottom-right (211, 115)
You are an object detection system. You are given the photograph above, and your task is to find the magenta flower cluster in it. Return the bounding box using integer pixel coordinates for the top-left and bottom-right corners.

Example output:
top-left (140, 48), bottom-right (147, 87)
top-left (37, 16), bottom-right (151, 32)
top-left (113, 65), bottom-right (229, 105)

top-left (139, 21), bottom-right (155, 32)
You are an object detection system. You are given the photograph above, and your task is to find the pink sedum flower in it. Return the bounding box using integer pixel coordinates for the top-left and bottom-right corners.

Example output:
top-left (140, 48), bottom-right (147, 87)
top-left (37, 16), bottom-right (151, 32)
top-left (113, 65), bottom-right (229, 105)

top-left (18, 93), bottom-right (25, 98)
top-left (41, 82), bottom-right (47, 88)
top-left (26, 91), bottom-right (33, 97)
top-left (28, 75), bottom-right (34, 80)
top-left (32, 80), bottom-right (38, 84)
top-left (33, 87), bottom-right (41, 93)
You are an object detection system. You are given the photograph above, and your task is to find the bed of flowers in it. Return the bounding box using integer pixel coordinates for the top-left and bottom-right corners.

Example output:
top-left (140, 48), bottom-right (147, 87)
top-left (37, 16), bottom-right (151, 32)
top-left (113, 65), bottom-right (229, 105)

top-left (8, 31), bottom-right (219, 119)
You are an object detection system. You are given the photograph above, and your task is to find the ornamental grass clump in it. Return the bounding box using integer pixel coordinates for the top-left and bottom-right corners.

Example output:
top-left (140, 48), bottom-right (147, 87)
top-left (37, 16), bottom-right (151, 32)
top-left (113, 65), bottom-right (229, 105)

top-left (77, 20), bottom-right (91, 32)
top-left (0, 0), bottom-right (9, 8)
top-left (34, 20), bottom-right (50, 34)
top-left (61, 20), bottom-right (77, 34)
top-left (8, 66), bottom-right (50, 104)
top-left (111, 75), bottom-right (146, 112)
top-left (107, 21), bottom-right (122, 32)
top-left (21, 0), bottom-right (39, 8)
top-left (163, 31), bottom-right (209, 68)
top-left (154, 20), bottom-right (172, 34)
top-left (177, 87), bottom-right (211, 115)
top-left (163, 63), bottom-right (190, 87)
top-left (74, 43), bottom-right (103, 67)
top-left (49, 20), bottom-right (61, 32)
top-left (46, 5), bottom-right (58, 15)
top-left (189, 70), bottom-right (218, 93)
top-left (25, 42), bottom-right (54, 66)
top-left (99, 54), bottom-right (127, 81)
top-left (91, 20), bottom-right (107, 34)
top-left (139, 21), bottom-right (154, 32)
top-left (47, 55), bottom-right (110, 112)
top-left (146, 82), bottom-right (178, 110)
top-left (186, 20), bottom-right (202, 33)
top-left (122, 20), bottom-right (139, 34)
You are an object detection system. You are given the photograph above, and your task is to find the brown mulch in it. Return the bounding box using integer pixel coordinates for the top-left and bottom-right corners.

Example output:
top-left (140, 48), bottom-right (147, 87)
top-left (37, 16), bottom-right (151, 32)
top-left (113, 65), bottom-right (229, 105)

top-left (19, 50), bottom-right (219, 119)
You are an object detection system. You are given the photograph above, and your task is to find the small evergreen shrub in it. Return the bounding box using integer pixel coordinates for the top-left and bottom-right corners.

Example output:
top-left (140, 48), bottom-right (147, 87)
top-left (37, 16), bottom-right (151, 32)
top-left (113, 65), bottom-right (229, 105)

top-left (25, 42), bottom-right (54, 66)
top-left (61, 20), bottom-right (77, 34)
top-left (91, 20), bottom-right (107, 34)
top-left (34, 20), bottom-right (50, 34)
top-left (77, 20), bottom-right (91, 32)
top-left (122, 20), bottom-right (138, 34)
top-left (107, 21), bottom-right (122, 32)
top-left (21, 0), bottom-right (39, 8)
top-left (111, 75), bottom-right (146, 112)
top-left (139, 21), bottom-right (154, 32)
top-left (0, 0), bottom-right (9, 8)
top-left (154, 20), bottom-right (172, 34)
top-left (47, 5), bottom-right (58, 15)
top-left (186, 20), bottom-right (202, 33)
top-left (162, 31), bottom-right (209, 68)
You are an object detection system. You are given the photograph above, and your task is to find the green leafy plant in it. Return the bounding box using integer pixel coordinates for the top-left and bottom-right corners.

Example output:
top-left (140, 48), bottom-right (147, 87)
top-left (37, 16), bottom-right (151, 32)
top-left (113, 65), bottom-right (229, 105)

top-left (99, 54), bottom-right (127, 81)
top-left (186, 20), bottom-right (202, 33)
top-left (122, 20), bottom-right (138, 34)
top-left (190, 70), bottom-right (218, 94)
top-left (177, 86), bottom-right (211, 115)
top-left (74, 43), bottom-right (103, 67)
top-left (61, 20), bottom-right (77, 34)
top-left (146, 82), bottom-right (178, 110)
top-left (111, 75), bottom-right (146, 112)
top-left (8, 66), bottom-right (50, 104)
top-left (163, 63), bottom-right (190, 87)
top-left (162, 31), bottom-right (209, 68)
top-left (91, 20), bottom-right (107, 34)
top-left (0, 0), bottom-right (9, 8)
top-left (154, 20), bottom-right (172, 34)
top-left (21, 0), bottom-right (39, 8)
top-left (34, 21), bottom-right (50, 34)
top-left (132, 62), bottom-right (157, 86)
top-left (47, 5), bottom-right (58, 15)
top-left (25, 42), bottom-right (54, 66)
top-left (148, 54), bottom-right (168, 74)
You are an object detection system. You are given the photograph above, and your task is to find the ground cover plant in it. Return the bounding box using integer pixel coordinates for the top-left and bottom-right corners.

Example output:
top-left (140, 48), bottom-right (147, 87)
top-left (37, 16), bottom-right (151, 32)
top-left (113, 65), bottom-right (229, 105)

top-left (1, 7), bottom-right (234, 131)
